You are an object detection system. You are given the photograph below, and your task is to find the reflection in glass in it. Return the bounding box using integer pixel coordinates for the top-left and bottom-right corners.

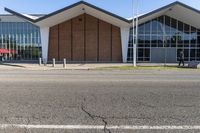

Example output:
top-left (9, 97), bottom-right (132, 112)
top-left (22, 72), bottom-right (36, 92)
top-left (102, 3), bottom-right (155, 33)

top-left (0, 22), bottom-right (41, 61)
top-left (128, 15), bottom-right (200, 62)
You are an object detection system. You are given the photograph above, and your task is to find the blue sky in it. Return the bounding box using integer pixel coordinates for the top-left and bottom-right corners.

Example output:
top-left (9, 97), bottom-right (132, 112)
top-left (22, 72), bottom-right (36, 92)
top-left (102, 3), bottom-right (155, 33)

top-left (0, 0), bottom-right (200, 18)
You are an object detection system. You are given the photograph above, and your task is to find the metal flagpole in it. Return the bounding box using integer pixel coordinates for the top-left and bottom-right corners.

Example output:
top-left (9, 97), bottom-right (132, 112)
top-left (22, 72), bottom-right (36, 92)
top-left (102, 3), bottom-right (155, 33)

top-left (133, 0), bottom-right (139, 67)
top-left (135, 0), bottom-right (139, 67)
top-left (132, 0), bottom-right (135, 66)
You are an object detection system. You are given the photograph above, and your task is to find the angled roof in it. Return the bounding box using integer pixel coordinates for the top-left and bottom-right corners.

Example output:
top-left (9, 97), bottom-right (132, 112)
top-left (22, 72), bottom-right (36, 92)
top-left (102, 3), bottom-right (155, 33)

top-left (130, 1), bottom-right (200, 21)
top-left (5, 1), bottom-right (130, 27)
top-left (0, 14), bottom-right (45, 17)
top-left (129, 1), bottom-right (200, 28)
top-left (4, 1), bottom-right (200, 28)
top-left (5, 8), bottom-right (39, 22)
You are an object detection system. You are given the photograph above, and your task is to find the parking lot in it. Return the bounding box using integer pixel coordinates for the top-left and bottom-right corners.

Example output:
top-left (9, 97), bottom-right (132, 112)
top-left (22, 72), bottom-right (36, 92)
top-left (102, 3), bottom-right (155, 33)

top-left (0, 69), bottom-right (200, 132)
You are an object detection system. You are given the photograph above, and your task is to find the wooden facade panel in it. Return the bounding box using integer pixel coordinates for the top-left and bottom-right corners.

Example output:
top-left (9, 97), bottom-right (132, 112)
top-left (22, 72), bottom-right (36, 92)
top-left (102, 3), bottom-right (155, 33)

top-left (48, 13), bottom-right (122, 62)
top-left (59, 21), bottom-right (72, 61)
top-left (72, 15), bottom-right (85, 61)
top-left (112, 25), bottom-right (122, 62)
top-left (48, 25), bottom-right (58, 60)
top-left (98, 20), bottom-right (112, 62)
top-left (85, 14), bottom-right (98, 61)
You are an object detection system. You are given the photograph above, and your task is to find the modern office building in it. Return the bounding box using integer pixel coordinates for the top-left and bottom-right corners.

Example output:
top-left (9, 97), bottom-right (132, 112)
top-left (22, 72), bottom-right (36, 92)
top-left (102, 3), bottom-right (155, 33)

top-left (2, 1), bottom-right (200, 63)
top-left (0, 15), bottom-right (42, 61)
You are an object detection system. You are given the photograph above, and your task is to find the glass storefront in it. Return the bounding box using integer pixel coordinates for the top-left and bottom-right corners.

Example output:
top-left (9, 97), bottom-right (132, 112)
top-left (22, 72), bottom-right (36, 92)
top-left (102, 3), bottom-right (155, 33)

top-left (128, 15), bottom-right (200, 62)
top-left (0, 22), bottom-right (41, 61)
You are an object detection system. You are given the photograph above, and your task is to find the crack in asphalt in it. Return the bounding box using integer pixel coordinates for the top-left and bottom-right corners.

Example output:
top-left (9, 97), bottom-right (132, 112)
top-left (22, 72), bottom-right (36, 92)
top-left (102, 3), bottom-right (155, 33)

top-left (136, 101), bottom-right (157, 108)
top-left (81, 105), bottom-right (154, 132)
top-left (174, 104), bottom-right (196, 108)
top-left (163, 116), bottom-right (185, 122)
top-left (81, 105), bottom-right (111, 133)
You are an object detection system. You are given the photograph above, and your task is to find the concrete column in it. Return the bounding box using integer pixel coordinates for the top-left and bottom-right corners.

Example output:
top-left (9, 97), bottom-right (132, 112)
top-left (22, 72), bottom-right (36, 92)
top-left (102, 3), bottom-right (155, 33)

top-left (120, 27), bottom-right (130, 63)
top-left (40, 27), bottom-right (50, 63)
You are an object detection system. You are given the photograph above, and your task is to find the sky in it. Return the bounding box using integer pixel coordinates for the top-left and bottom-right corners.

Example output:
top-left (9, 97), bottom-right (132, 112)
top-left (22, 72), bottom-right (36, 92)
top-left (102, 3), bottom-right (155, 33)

top-left (0, 0), bottom-right (200, 18)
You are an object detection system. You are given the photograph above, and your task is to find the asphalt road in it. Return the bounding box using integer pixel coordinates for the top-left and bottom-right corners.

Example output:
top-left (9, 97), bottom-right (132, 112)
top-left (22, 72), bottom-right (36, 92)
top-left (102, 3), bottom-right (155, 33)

top-left (0, 69), bottom-right (200, 133)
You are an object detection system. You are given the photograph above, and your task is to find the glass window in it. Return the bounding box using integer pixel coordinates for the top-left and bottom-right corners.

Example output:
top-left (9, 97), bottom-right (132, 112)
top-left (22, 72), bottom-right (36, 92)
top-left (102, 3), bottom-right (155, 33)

top-left (198, 30), bottom-right (200, 36)
top-left (184, 24), bottom-right (190, 32)
top-left (127, 48), bottom-right (133, 61)
top-left (178, 21), bottom-right (183, 33)
top-left (144, 21), bottom-right (151, 34)
top-left (191, 26), bottom-right (196, 33)
top-left (191, 31), bottom-right (197, 47)
top-left (144, 48), bottom-right (150, 58)
top-left (190, 49), bottom-right (196, 61)
top-left (128, 15), bottom-right (200, 62)
top-left (171, 35), bottom-right (176, 47)
top-left (164, 36), bottom-right (171, 47)
top-left (138, 24), bottom-right (145, 35)
top-left (197, 36), bottom-right (200, 48)
top-left (144, 35), bottom-right (151, 47)
top-left (183, 49), bottom-right (189, 61)
top-left (177, 32), bottom-right (183, 47)
top-left (157, 16), bottom-right (164, 34)
top-left (137, 48), bottom-right (150, 62)
top-left (138, 48), bottom-right (143, 57)
top-left (151, 35), bottom-right (157, 47)
top-left (151, 19), bottom-right (158, 34)
top-left (138, 44), bottom-right (145, 48)
top-left (165, 16), bottom-right (171, 34)
top-left (138, 35), bottom-right (145, 44)
top-left (183, 33), bottom-right (190, 47)
top-left (128, 35), bottom-right (133, 45)
top-left (171, 18), bottom-right (177, 35)
top-left (197, 49), bottom-right (200, 61)
top-left (158, 36), bottom-right (164, 47)
top-left (0, 21), bottom-right (40, 61)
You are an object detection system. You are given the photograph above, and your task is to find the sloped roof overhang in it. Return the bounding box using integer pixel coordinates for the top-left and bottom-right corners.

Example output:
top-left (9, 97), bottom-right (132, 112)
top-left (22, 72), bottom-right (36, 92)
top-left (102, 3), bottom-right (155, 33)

top-left (130, 1), bottom-right (200, 29)
top-left (5, 1), bottom-right (131, 28)
top-left (5, 1), bottom-right (200, 29)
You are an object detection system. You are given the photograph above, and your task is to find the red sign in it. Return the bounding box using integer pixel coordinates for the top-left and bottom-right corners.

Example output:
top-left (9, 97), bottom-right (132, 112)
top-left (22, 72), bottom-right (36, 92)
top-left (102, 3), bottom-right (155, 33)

top-left (0, 49), bottom-right (16, 54)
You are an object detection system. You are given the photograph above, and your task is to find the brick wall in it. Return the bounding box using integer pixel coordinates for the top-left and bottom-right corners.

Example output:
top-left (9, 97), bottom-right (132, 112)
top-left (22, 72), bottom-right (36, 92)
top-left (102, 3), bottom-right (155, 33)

top-left (85, 14), bottom-right (98, 61)
top-left (72, 15), bottom-right (85, 61)
top-left (59, 21), bottom-right (72, 61)
top-left (112, 25), bottom-right (122, 62)
top-left (98, 20), bottom-right (112, 62)
top-left (48, 25), bottom-right (58, 60)
top-left (48, 14), bottom-right (122, 62)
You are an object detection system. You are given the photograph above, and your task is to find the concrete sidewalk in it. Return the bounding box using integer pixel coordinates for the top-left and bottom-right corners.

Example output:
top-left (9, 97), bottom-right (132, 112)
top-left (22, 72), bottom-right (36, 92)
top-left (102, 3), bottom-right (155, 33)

top-left (0, 62), bottom-right (193, 70)
top-left (0, 63), bottom-right (132, 70)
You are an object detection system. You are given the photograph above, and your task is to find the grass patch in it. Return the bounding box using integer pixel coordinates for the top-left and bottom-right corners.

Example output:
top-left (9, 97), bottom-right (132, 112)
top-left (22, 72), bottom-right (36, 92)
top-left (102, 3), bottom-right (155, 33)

top-left (97, 65), bottom-right (199, 70)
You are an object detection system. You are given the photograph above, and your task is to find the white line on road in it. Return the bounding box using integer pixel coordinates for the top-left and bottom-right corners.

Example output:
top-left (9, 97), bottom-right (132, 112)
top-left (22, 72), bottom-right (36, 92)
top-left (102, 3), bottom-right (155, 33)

top-left (1, 125), bottom-right (200, 130)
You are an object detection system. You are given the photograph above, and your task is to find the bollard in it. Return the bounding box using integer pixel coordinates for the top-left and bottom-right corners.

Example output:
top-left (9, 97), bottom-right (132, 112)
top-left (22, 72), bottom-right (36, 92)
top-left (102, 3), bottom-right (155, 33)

top-left (63, 58), bottom-right (66, 68)
top-left (43, 59), bottom-right (47, 66)
top-left (52, 58), bottom-right (55, 67)
top-left (39, 58), bottom-right (42, 66)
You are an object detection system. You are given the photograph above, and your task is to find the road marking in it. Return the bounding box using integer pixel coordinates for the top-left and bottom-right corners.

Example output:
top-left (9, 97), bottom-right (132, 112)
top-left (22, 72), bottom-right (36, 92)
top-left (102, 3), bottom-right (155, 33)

top-left (1, 125), bottom-right (200, 130)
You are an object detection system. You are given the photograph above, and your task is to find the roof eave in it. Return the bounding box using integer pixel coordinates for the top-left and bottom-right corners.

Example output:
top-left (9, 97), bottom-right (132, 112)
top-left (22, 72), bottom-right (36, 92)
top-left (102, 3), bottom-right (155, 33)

top-left (35, 1), bottom-right (130, 24)
top-left (129, 1), bottom-right (200, 23)
top-left (4, 7), bottom-right (37, 23)
top-left (5, 1), bottom-right (130, 25)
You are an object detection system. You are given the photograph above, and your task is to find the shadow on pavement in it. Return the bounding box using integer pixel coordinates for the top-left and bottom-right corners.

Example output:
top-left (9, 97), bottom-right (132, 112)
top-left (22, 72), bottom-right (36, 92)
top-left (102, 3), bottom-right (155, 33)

top-left (0, 62), bottom-right (25, 68)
